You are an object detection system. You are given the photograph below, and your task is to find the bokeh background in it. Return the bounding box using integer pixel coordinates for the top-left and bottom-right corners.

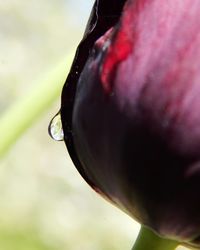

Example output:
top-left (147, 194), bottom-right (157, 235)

top-left (0, 1), bottom-right (141, 249)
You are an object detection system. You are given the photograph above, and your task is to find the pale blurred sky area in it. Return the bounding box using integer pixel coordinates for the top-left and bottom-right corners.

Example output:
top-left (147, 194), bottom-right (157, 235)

top-left (0, 1), bottom-right (140, 250)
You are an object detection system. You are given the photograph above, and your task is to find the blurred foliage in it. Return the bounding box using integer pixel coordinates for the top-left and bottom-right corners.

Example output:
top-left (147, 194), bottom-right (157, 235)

top-left (0, 0), bottom-right (140, 249)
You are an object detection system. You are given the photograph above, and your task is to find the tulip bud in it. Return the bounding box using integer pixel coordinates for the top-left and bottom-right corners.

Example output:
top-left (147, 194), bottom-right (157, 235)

top-left (61, 0), bottom-right (200, 248)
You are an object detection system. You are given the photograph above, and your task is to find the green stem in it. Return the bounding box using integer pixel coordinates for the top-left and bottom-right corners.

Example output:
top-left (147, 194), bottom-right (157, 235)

top-left (0, 51), bottom-right (75, 158)
top-left (132, 226), bottom-right (179, 250)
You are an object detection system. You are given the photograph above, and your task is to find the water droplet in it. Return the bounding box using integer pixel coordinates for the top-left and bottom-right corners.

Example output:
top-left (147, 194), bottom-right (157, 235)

top-left (48, 112), bottom-right (64, 141)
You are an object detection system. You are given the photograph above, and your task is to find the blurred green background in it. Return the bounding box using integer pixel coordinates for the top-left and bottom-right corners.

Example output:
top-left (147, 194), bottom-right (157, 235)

top-left (0, 1), bottom-right (141, 249)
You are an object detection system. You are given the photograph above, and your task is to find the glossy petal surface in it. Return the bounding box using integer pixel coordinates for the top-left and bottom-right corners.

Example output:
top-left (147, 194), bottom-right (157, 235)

top-left (61, 0), bottom-right (200, 247)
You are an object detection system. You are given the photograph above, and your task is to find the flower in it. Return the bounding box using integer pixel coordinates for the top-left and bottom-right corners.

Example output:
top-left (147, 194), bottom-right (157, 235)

top-left (61, 0), bottom-right (200, 248)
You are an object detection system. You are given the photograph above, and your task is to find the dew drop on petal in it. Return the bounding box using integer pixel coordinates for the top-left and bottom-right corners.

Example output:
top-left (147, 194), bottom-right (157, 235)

top-left (48, 112), bottom-right (64, 141)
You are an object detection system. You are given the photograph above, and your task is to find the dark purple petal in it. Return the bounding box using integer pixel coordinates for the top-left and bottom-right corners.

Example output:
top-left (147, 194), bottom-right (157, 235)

top-left (61, 0), bottom-right (200, 247)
